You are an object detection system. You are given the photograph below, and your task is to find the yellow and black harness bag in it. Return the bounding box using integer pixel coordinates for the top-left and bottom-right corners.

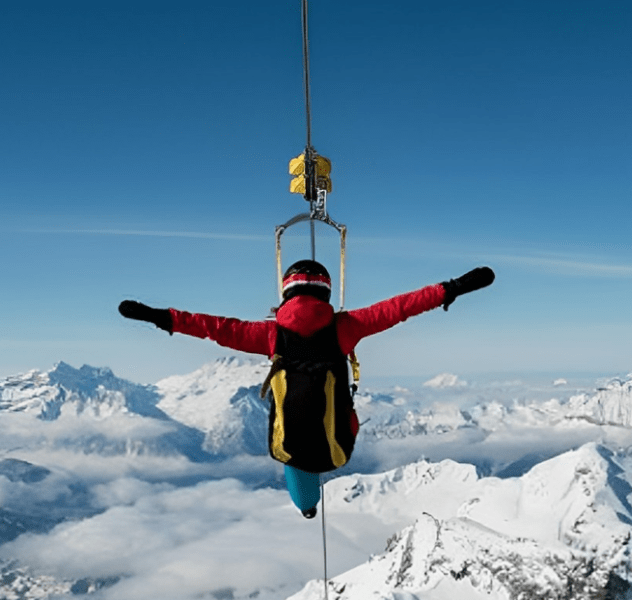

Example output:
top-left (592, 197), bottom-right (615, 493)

top-left (261, 321), bottom-right (358, 473)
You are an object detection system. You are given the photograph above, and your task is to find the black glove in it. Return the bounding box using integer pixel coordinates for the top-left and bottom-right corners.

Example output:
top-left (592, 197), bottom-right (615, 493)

top-left (441, 267), bottom-right (495, 311)
top-left (118, 300), bottom-right (173, 333)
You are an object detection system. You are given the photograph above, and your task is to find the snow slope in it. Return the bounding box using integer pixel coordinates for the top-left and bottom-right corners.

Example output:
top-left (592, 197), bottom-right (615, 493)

top-left (155, 357), bottom-right (270, 455)
top-left (2, 360), bottom-right (632, 599)
top-left (4, 359), bottom-right (632, 473)
top-left (0, 361), bottom-right (211, 462)
top-left (568, 377), bottom-right (632, 426)
top-left (290, 443), bottom-right (632, 600)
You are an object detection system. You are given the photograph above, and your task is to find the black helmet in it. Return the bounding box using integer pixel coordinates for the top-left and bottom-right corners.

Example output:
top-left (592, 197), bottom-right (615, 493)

top-left (282, 259), bottom-right (331, 302)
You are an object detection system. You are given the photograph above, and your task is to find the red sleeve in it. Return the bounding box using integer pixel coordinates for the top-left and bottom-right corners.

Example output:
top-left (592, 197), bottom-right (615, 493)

top-left (336, 283), bottom-right (446, 355)
top-left (169, 309), bottom-right (277, 357)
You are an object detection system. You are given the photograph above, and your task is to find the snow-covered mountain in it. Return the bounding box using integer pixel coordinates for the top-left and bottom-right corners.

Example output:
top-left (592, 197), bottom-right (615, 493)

top-left (568, 377), bottom-right (632, 427)
top-left (352, 371), bottom-right (632, 477)
top-left (0, 361), bottom-right (211, 462)
top-left (2, 359), bottom-right (632, 599)
top-left (357, 373), bottom-right (632, 439)
top-left (155, 357), bottom-right (270, 456)
top-left (4, 359), bottom-right (632, 470)
top-left (0, 361), bottom-right (166, 420)
top-left (290, 443), bottom-right (632, 600)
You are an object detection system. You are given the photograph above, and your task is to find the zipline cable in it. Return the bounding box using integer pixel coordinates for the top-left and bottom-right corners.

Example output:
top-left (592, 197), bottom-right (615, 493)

top-left (320, 475), bottom-right (330, 600)
top-left (277, 0), bottom-right (347, 307)
top-left (302, 12), bottom-right (330, 584)
top-left (301, 0), bottom-right (312, 150)
top-left (301, 0), bottom-right (318, 260)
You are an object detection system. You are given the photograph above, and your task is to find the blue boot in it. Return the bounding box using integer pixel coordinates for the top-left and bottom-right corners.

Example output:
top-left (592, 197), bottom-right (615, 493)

top-left (284, 465), bottom-right (320, 518)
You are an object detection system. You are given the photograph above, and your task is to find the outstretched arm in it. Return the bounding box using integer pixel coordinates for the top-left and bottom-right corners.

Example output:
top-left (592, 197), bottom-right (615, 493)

top-left (336, 267), bottom-right (495, 354)
top-left (118, 301), bottom-right (274, 356)
top-left (337, 284), bottom-right (445, 353)
top-left (169, 309), bottom-right (274, 355)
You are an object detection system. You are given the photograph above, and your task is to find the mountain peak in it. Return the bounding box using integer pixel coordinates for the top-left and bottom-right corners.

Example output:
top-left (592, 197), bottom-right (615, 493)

top-left (567, 375), bottom-right (632, 427)
top-left (48, 362), bottom-right (117, 394)
top-left (0, 361), bottom-right (164, 421)
top-left (423, 373), bottom-right (466, 389)
top-left (291, 442), bottom-right (632, 600)
top-left (156, 356), bottom-right (270, 456)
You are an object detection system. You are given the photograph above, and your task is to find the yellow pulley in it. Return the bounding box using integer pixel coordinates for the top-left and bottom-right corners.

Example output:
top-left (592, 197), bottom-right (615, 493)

top-left (289, 153), bottom-right (332, 195)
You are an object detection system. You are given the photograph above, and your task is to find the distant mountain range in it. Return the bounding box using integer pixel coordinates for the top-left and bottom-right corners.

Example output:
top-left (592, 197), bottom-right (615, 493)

top-left (1, 359), bottom-right (632, 599)
top-left (4, 360), bottom-right (632, 465)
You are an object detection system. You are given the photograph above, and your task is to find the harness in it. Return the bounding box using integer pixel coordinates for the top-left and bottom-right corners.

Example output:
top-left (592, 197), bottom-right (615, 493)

top-left (261, 320), bottom-right (359, 473)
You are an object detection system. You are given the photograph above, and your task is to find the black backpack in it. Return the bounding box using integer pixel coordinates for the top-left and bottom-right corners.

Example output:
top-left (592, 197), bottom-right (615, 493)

top-left (261, 320), bottom-right (358, 473)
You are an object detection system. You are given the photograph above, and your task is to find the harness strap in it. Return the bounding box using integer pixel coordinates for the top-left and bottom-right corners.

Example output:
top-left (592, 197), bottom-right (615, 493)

top-left (260, 354), bottom-right (282, 398)
top-left (348, 351), bottom-right (360, 394)
top-left (261, 354), bottom-right (343, 399)
top-left (261, 351), bottom-right (360, 399)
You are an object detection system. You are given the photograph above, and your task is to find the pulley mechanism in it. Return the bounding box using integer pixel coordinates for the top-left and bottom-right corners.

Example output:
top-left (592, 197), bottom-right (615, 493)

top-left (276, 146), bottom-right (346, 308)
top-left (289, 151), bottom-right (332, 196)
top-left (275, 0), bottom-right (347, 309)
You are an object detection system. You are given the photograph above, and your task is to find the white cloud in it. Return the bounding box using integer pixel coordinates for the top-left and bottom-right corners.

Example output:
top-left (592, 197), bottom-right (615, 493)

top-left (0, 479), bottom-right (374, 600)
top-left (25, 229), bottom-right (632, 279)
top-left (488, 251), bottom-right (632, 278)
top-left (20, 228), bottom-right (270, 242)
top-left (3, 369), bottom-right (632, 599)
top-left (91, 478), bottom-right (174, 510)
top-left (352, 234), bottom-right (632, 279)
top-left (0, 410), bottom-right (173, 446)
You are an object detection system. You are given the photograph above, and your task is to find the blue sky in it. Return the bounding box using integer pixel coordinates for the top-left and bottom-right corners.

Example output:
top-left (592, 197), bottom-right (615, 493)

top-left (2, 0), bottom-right (631, 384)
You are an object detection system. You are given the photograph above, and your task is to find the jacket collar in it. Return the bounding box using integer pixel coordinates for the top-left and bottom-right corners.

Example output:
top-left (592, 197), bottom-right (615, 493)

top-left (276, 295), bottom-right (334, 337)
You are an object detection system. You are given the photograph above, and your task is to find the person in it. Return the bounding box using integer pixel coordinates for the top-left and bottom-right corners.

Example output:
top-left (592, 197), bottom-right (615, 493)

top-left (119, 260), bottom-right (494, 518)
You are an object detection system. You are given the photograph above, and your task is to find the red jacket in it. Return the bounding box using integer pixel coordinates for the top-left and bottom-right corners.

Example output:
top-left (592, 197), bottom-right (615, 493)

top-left (169, 283), bottom-right (446, 357)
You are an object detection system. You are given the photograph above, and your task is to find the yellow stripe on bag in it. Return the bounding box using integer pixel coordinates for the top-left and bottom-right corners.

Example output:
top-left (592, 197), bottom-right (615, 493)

top-left (270, 371), bottom-right (292, 463)
top-left (323, 371), bottom-right (347, 468)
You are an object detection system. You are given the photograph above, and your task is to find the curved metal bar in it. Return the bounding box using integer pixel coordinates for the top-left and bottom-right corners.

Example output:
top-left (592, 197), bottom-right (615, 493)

top-left (275, 211), bottom-right (347, 309)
